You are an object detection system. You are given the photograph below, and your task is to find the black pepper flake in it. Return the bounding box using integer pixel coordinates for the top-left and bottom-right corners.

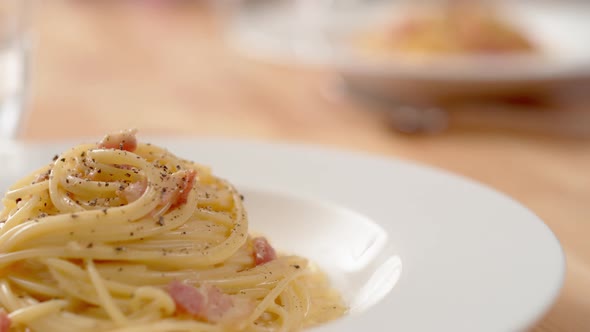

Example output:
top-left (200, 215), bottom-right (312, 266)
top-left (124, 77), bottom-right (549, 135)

top-left (81, 151), bottom-right (86, 157)
top-left (293, 264), bottom-right (300, 269)
top-left (118, 267), bottom-right (123, 272)
top-left (125, 173), bottom-right (131, 178)
top-left (97, 169), bottom-right (102, 174)
top-left (115, 246), bottom-right (124, 252)
top-left (15, 198), bottom-right (22, 203)
top-left (60, 158), bottom-right (65, 162)
top-left (102, 208), bottom-right (108, 215)
top-left (157, 216), bottom-right (165, 226)
top-left (105, 183), bottom-right (109, 187)
top-left (71, 214), bottom-right (79, 219)
top-left (52, 155), bottom-right (59, 161)
top-left (181, 231), bottom-right (187, 235)
top-left (69, 231), bottom-right (74, 236)
top-left (129, 232), bottom-right (134, 236)
top-left (86, 242), bottom-right (94, 248)
top-left (239, 194), bottom-right (244, 201)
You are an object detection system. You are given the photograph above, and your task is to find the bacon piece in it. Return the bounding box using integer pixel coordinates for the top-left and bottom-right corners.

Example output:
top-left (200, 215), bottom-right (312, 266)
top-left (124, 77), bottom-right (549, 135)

top-left (98, 129), bottom-right (138, 152)
top-left (119, 179), bottom-right (147, 203)
top-left (252, 237), bottom-right (277, 266)
top-left (167, 281), bottom-right (248, 324)
top-left (161, 169), bottom-right (196, 209)
top-left (168, 281), bottom-right (206, 317)
top-left (0, 310), bottom-right (11, 332)
top-left (202, 284), bottom-right (233, 322)
top-left (174, 169), bottom-right (196, 208)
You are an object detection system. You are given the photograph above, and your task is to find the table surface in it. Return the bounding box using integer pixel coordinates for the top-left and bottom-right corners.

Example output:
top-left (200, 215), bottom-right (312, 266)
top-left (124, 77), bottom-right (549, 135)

top-left (19, 1), bottom-right (590, 331)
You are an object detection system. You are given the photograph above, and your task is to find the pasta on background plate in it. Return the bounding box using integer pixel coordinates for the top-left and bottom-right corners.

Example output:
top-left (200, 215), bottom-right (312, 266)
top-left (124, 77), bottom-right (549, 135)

top-left (360, 1), bottom-right (536, 59)
top-left (0, 130), bottom-right (346, 332)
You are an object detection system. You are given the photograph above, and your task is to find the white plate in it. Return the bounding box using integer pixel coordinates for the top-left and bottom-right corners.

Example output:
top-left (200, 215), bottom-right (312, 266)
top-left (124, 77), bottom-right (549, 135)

top-left (334, 0), bottom-right (590, 100)
top-left (229, 0), bottom-right (590, 99)
top-left (0, 139), bottom-right (564, 332)
top-left (335, 1), bottom-right (590, 77)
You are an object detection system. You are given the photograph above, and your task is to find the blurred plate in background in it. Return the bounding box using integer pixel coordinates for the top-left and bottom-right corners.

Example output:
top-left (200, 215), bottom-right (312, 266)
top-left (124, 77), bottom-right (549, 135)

top-left (228, 0), bottom-right (590, 102)
top-left (336, 0), bottom-right (590, 102)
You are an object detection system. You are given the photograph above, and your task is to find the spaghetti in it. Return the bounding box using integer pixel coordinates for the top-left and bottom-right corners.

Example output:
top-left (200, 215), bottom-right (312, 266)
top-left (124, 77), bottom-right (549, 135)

top-left (360, 2), bottom-right (536, 59)
top-left (0, 130), bottom-right (346, 332)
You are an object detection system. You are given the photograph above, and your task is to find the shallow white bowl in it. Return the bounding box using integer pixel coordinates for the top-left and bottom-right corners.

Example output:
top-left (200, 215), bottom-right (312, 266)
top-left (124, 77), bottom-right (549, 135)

top-left (0, 139), bottom-right (564, 332)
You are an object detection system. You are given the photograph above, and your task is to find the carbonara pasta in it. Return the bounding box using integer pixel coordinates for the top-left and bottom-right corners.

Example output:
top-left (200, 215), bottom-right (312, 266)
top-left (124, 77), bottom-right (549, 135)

top-left (360, 2), bottom-right (536, 59)
top-left (0, 130), bottom-right (346, 332)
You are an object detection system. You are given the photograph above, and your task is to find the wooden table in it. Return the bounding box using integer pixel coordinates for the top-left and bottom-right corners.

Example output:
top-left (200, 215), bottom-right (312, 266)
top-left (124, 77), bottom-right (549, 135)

top-left (20, 1), bottom-right (590, 331)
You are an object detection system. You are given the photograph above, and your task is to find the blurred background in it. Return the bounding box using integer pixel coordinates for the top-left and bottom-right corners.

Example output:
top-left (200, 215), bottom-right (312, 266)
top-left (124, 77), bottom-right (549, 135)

top-left (20, 0), bottom-right (590, 140)
top-left (2, 0), bottom-right (590, 330)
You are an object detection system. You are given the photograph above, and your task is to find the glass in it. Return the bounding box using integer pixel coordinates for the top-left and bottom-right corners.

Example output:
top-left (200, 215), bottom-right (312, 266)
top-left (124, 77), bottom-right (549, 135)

top-left (0, 0), bottom-right (29, 139)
